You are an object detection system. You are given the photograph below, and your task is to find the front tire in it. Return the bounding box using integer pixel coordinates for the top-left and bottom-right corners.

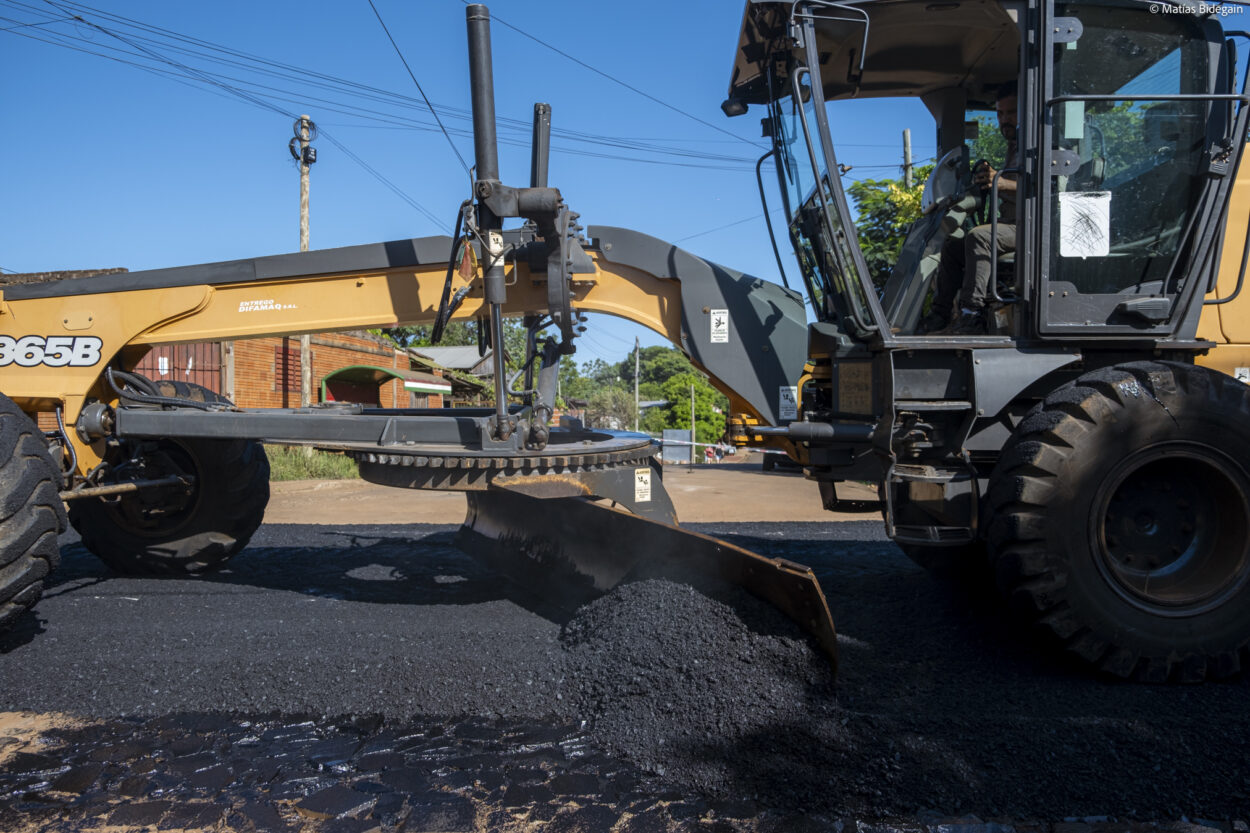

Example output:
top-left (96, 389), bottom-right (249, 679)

top-left (69, 381), bottom-right (269, 575)
top-left (0, 393), bottom-right (67, 631)
top-left (988, 362), bottom-right (1250, 681)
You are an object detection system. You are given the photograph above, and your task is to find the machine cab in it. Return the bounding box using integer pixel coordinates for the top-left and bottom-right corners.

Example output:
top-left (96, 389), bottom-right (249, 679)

top-left (726, 0), bottom-right (1247, 346)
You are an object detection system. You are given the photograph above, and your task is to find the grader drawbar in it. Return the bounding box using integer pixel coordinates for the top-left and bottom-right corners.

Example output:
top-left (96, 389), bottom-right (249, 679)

top-left (0, 6), bottom-right (837, 668)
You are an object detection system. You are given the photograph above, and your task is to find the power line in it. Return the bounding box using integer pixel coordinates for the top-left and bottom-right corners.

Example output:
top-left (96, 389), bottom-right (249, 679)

top-left (464, 1), bottom-right (767, 152)
top-left (3, 0), bottom-right (811, 243)
top-left (5, 7), bottom-right (759, 174)
top-left (673, 214), bottom-right (763, 243)
top-left (575, 329), bottom-right (637, 362)
top-left (0, 12), bottom-right (62, 29)
top-left (39, 0), bottom-right (288, 119)
top-left (9, 3), bottom-right (936, 187)
top-left (365, 0), bottom-right (471, 179)
top-left (317, 130), bottom-right (451, 231)
top-left (2, 0), bottom-right (762, 171)
top-left (579, 319), bottom-right (638, 349)
top-left (11, 0), bottom-right (451, 228)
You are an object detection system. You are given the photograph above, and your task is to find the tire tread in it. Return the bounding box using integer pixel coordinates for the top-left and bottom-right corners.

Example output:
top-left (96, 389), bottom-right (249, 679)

top-left (988, 361), bottom-right (1250, 681)
top-left (0, 394), bottom-right (65, 632)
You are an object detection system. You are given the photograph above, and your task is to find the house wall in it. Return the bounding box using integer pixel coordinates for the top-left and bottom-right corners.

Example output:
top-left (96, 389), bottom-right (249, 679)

top-left (228, 332), bottom-right (441, 409)
top-left (231, 332), bottom-right (444, 409)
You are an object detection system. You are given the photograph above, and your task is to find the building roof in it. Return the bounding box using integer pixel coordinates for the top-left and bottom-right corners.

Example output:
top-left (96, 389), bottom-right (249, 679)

top-left (409, 345), bottom-right (498, 376)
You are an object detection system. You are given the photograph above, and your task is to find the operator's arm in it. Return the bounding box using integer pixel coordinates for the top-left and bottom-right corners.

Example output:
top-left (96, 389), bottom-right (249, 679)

top-left (973, 164), bottom-right (1017, 194)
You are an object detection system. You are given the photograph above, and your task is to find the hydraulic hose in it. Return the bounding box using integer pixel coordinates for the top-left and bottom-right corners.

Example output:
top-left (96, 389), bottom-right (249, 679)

top-left (105, 368), bottom-right (216, 411)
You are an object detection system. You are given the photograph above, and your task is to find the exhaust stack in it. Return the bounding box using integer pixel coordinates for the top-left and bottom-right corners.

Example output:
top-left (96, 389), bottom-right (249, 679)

top-left (465, 4), bottom-right (511, 440)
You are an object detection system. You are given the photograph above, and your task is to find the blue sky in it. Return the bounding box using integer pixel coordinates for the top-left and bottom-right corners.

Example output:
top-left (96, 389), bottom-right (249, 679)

top-left (0, 0), bottom-right (933, 367)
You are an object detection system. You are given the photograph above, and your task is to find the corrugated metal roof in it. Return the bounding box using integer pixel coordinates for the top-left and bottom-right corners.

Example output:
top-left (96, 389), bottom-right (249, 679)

top-left (409, 345), bottom-right (495, 375)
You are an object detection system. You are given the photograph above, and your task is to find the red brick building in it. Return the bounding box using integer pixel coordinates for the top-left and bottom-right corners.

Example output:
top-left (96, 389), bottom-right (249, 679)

top-left (136, 331), bottom-right (459, 409)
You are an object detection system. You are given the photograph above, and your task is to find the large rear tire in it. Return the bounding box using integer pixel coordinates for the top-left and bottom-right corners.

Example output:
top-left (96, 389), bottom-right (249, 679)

top-left (988, 361), bottom-right (1250, 681)
top-left (0, 393), bottom-right (67, 631)
top-left (69, 381), bottom-right (269, 575)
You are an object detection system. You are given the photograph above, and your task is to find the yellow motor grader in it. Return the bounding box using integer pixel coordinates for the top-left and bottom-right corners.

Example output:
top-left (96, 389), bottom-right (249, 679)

top-left (5, 0), bottom-right (1250, 682)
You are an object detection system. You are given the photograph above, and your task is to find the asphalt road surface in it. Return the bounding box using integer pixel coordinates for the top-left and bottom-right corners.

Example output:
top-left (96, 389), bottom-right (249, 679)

top-left (1, 472), bottom-right (1248, 831)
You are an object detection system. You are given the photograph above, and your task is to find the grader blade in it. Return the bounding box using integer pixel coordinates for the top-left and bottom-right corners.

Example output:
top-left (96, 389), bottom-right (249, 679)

top-left (458, 488), bottom-right (839, 672)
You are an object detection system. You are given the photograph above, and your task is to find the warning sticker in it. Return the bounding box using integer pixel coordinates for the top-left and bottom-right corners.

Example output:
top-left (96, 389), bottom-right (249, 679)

top-left (634, 468), bottom-right (652, 502)
top-left (1237, 367), bottom-right (1250, 384)
top-left (710, 309), bottom-right (729, 344)
top-left (779, 386), bottom-right (798, 421)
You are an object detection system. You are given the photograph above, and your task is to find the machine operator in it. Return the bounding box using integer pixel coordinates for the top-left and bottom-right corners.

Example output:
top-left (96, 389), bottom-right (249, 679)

top-left (926, 80), bottom-right (1019, 335)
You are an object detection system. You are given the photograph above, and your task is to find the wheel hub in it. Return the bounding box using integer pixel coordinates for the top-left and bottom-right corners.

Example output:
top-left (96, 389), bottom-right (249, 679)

top-left (110, 443), bottom-right (200, 535)
top-left (1095, 445), bottom-right (1250, 616)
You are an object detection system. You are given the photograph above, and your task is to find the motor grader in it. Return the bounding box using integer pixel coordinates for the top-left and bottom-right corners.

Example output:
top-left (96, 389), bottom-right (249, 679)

top-left (3, 0), bottom-right (1250, 682)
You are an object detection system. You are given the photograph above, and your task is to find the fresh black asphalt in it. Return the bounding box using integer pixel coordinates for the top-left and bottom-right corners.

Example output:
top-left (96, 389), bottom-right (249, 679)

top-left (1, 521), bottom-right (1248, 829)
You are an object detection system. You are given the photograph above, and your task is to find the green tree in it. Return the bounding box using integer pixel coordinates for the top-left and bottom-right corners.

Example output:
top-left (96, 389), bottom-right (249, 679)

top-left (374, 321), bottom-right (478, 349)
top-left (644, 371), bottom-right (728, 446)
top-left (585, 387), bottom-right (636, 430)
top-left (582, 358), bottom-right (622, 387)
top-left (558, 357), bottom-right (598, 404)
top-left (606, 345), bottom-right (729, 445)
top-left (639, 405), bottom-right (668, 436)
top-left (969, 101), bottom-right (1143, 185)
top-left (637, 381), bottom-right (663, 401)
top-left (620, 345), bottom-right (695, 388)
top-left (1084, 101), bottom-right (1145, 178)
top-left (846, 163), bottom-right (933, 287)
top-left (968, 114), bottom-right (1008, 168)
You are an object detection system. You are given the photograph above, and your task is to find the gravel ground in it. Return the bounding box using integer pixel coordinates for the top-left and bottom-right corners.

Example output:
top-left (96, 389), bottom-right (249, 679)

top-left (1, 520), bottom-right (1248, 829)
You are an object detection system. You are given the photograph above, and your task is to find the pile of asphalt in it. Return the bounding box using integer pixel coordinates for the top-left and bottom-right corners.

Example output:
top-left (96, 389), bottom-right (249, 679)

top-left (559, 579), bottom-right (844, 802)
top-left (550, 571), bottom-right (1250, 821)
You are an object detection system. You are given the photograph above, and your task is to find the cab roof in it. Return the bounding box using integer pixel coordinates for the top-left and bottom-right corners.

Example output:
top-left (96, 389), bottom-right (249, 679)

top-left (726, 0), bottom-right (1020, 108)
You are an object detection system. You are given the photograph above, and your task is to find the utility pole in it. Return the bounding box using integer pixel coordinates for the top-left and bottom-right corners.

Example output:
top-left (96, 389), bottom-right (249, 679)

top-left (689, 381), bottom-right (696, 469)
top-left (221, 341), bottom-right (234, 404)
top-left (633, 336), bottom-right (640, 432)
top-left (903, 128), bottom-right (913, 189)
top-left (291, 115), bottom-right (317, 411)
